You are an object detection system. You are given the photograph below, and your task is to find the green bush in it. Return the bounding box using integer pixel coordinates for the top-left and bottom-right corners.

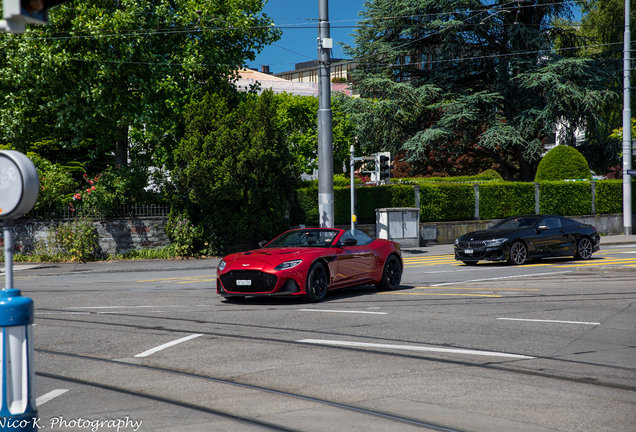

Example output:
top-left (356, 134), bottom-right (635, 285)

top-left (419, 184), bottom-right (474, 222)
top-left (535, 146), bottom-right (591, 181)
top-left (51, 220), bottom-right (100, 262)
top-left (539, 181), bottom-right (592, 215)
top-left (28, 153), bottom-right (79, 210)
top-left (480, 182), bottom-right (535, 219)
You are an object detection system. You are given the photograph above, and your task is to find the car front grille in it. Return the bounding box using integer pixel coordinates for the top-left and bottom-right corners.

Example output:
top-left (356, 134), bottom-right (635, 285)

top-left (220, 270), bottom-right (278, 293)
top-left (457, 240), bottom-right (486, 249)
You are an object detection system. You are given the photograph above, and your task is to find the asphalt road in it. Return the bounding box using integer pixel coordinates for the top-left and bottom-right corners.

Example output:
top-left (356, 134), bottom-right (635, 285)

top-left (3, 240), bottom-right (636, 432)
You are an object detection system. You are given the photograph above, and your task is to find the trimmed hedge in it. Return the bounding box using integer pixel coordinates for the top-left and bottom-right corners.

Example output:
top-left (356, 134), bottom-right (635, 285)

top-left (595, 179), bottom-right (636, 213)
top-left (290, 180), bottom-right (634, 227)
top-left (539, 181), bottom-right (592, 216)
top-left (596, 180), bottom-right (622, 214)
top-left (480, 182), bottom-right (535, 219)
top-left (419, 184), bottom-right (474, 222)
top-left (290, 185), bottom-right (415, 226)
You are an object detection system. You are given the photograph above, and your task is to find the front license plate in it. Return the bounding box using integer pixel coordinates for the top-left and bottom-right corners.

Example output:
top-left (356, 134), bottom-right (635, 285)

top-left (236, 280), bottom-right (252, 286)
top-left (464, 249), bottom-right (473, 254)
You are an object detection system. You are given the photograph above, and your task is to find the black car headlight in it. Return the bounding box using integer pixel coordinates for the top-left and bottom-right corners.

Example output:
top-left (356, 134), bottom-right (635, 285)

top-left (274, 259), bottom-right (303, 271)
top-left (218, 260), bottom-right (226, 272)
top-left (483, 238), bottom-right (508, 247)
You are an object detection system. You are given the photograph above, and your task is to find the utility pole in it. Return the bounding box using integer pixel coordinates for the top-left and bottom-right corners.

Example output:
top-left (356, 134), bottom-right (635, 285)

top-left (318, 0), bottom-right (334, 228)
top-left (623, 0), bottom-right (633, 235)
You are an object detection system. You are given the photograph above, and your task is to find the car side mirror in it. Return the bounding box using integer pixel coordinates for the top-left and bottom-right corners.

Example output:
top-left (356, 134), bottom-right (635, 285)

top-left (258, 240), bottom-right (268, 248)
top-left (342, 238), bottom-right (358, 247)
top-left (536, 225), bottom-right (549, 232)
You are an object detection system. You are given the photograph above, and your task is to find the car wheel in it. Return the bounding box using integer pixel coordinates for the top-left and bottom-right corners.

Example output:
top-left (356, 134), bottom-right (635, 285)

top-left (508, 241), bottom-right (528, 265)
top-left (375, 254), bottom-right (402, 291)
top-left (462, 261), bottom-right (479, 266)
top-left (575, 237), bottom-right (594, 260)
top-left (303, 262), bottom-right (329, 302)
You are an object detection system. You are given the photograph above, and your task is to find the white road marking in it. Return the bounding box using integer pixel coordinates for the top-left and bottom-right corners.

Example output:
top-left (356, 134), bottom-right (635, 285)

top-left (299, 309), bottom-right (388, 315)
top-left (36, 389), bottom-right (68, 406)
top-left (298, 339), bottom-right (535, 359)
top-left (134, 334), bottom-right (203, 358)
top-left (431, 271), bottom-right (572, 286)
top-left (498, 318), bottom-right (600, 325)
top-left (64, 305), bottom-right (211, 309)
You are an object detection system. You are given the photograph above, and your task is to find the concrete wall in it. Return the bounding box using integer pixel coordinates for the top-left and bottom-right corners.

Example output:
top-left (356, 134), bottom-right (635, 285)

top-left (418, 213), bottom-right (632, 245)
top-left (340, 213), bottom-right (633, 246)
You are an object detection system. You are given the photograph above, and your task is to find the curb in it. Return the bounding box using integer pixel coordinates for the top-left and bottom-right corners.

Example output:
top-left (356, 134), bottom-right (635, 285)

top-left (14, 264), bottom-right (219, 277)
top-left (574, 266), bottom-right (636, 273)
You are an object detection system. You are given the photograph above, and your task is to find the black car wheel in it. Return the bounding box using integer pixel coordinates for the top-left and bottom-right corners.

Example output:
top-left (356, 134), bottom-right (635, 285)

top-left (508, 241), bottom-right (528, 265)
top-left (376, 254), bottom-right (402, 291)
top-left (303, 262), bottom-right (329, 302)
top-left (575, 237), bottom-right (594, 260)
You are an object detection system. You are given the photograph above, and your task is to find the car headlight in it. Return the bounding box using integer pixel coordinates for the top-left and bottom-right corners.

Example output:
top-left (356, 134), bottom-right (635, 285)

top-left (274, 259), bottom-right (303, 271)
top-left (454, 238), bottom-right (459, 245)
top-left (483, 238), bottom-right (508, 247)
top-left (218, 260), bottom-right (226, 272)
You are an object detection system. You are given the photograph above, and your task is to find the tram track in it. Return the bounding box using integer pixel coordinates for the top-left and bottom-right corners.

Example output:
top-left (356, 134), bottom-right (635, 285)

top-left (34, 314), bottom-right (636, 392)
top-left (37, 349), bottom-right (470, 432)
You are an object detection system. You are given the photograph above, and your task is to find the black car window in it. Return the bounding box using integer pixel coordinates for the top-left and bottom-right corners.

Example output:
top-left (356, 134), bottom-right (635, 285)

top-left (541, 217), bottom-right (561, 229)
top-left (492, 217), bottom-right (539, 229)
top-left (337, 230), bottom-right (373, 246)
top-left (560, 218), bottom-right (574, 227)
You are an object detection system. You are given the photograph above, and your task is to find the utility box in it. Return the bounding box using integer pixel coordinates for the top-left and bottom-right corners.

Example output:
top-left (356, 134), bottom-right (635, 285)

top-left (376, 207), bottom-right (420, 247)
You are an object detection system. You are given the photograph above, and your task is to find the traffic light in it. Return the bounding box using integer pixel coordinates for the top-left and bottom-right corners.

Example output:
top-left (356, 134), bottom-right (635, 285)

top-left (3, 0), bottom-right (68, 24)
top-left (376, 152), bottom-right (391, 184)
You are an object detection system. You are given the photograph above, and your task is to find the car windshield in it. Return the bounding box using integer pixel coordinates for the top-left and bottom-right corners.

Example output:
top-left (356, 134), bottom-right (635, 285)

top-left (491, 216), bottom-right (539, 229)
top-left (265, 229), bottom-right (339, 248)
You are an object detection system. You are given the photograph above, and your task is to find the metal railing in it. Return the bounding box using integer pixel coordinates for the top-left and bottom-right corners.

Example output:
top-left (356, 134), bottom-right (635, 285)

top-left (19, 204), bottom-right (170, 220)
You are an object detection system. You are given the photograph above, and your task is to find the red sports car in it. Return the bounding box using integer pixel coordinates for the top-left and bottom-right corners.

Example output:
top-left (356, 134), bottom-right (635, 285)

top-left (216, 228), bottom-right (403, 302)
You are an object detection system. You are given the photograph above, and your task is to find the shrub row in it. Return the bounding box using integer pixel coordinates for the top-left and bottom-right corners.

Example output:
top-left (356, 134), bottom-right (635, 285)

top-left (290, 180), bottom-right (634, 226)
top-left (290, 185), bottom-right (416, 226)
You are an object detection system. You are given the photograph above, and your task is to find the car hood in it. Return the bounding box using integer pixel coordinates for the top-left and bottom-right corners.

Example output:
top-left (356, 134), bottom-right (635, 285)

top-left (221, 247), bottom-right (325, 270)
top-left (458, 227), bottom-right (528, 241)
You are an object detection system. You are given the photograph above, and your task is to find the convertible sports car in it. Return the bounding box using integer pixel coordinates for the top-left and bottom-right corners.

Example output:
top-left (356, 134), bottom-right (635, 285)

top-left (454, 215), bottom-right (600, 265)
top-left (216, 228), bottom-right (403, 302)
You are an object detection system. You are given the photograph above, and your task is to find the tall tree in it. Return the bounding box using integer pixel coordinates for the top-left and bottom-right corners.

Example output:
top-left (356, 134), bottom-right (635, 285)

top-left (169, 90), bottom-right (297, 248)
top-left (343, 0), bottom-right (617, 181)
top-left (0, 0), bottom-right (280, 170)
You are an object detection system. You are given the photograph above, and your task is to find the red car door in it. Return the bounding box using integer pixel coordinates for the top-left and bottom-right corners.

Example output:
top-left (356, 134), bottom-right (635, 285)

top-left (332, 231), bottom-right (377, 286)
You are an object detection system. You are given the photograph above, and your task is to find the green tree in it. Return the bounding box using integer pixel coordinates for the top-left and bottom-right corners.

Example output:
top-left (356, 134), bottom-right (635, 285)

top-left (0, 0), bottom-right (280, 172)
top-left (343, 0), bottom-right (617, 181)
top-left (168, 90), bottom-right (298, 249)
top-left (275, 93), bottom-right (357, 176)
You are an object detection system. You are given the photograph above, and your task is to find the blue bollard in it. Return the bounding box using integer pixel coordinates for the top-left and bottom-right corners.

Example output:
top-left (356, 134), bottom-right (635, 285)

top-left (0, 288), bottom-right (37, 431)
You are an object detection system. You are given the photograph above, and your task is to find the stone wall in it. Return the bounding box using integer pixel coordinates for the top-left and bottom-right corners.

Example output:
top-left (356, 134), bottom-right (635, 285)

top-left (3, 213), bottom-right (632, 256)
top-left (5, 217), bottom-right (169, 255)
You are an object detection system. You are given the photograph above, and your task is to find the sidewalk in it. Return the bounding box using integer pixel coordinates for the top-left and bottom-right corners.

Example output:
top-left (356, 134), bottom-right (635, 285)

top-left (2, 235), bottom-right (634, 277)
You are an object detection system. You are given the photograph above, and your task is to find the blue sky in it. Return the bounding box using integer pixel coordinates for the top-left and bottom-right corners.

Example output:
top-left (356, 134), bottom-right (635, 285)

top-left (249, 1), bottom-right (366, 74)
top-left (250, 1), bottom-right (583, 74)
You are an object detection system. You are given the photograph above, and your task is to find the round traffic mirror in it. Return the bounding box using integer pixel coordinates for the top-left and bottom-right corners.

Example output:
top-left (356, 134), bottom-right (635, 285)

top-left (0, 150), bottom-right (39, 220)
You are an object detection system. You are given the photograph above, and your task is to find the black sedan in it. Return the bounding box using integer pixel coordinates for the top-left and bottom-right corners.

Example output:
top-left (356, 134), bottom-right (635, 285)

top-left (454, 215), bottom-right (600, 265)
